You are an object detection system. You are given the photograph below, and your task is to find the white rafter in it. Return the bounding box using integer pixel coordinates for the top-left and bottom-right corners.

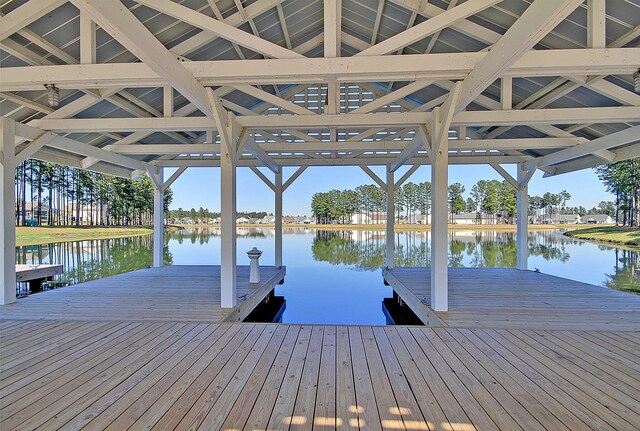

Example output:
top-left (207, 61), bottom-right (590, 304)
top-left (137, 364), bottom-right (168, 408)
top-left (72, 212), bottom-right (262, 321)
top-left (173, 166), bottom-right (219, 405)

top-left (453, 0), bottom-right (585, 114)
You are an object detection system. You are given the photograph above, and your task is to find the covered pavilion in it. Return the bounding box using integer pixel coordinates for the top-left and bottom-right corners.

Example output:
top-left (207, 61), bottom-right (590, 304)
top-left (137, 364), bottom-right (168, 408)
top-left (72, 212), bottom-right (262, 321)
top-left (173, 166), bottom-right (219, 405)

top-left (1, 1), bottom-right (640, 429)
top-left (1, 0), bottom-right (638, 311)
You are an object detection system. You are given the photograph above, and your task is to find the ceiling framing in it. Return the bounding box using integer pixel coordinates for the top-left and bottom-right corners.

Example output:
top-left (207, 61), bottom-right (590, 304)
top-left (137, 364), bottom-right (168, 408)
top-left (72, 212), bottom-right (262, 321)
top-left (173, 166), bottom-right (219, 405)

top-left (0, 0), bottom-right (638, 179)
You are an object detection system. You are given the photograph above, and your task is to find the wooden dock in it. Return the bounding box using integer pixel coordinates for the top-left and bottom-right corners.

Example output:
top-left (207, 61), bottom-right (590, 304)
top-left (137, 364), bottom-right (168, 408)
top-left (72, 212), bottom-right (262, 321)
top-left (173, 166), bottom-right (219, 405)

top-left (383, 267), bottom-right (640, 330)
top-left (1, 265), bottom-right (286, 323)
top-left (1, 265), bottom-right (640, 430)
top-left (1, 320), bottom-right (639, 430)
top-left (15, 264), bottom-right (64, 283)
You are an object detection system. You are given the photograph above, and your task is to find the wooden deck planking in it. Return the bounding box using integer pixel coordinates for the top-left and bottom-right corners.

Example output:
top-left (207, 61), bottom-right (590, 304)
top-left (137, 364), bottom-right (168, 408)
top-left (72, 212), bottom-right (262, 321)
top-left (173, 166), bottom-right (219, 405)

top-left (383, 267), bottom-right (640, 330)
top-left (0, 265), bottom-right (285, 322)
top-left (2, 320), bottom-right (639, 430)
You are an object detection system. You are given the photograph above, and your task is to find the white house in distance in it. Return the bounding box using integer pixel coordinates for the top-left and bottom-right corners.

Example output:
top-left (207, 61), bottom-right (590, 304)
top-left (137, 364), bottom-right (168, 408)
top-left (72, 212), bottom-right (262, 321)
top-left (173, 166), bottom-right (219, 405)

top-left (351, 212), bottom-right (386, 225)
top-left (583, 214), bottom-right (614, 224)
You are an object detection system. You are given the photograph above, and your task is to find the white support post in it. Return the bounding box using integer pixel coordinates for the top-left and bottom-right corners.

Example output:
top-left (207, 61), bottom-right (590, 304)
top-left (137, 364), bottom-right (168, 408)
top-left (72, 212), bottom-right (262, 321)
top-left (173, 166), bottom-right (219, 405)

top-left (430, 108), bottom-right (448, 312)
top-left (152, 169), bottom-right (164, 268)
top-left (220, 130), bottom-right (237, 308)
top-left (0, 117), bottom-right (17, 305)
top-left (386, 167), bottom-right (395, 268)
top-left (275, 170), bottom-right (283, 268)
top-left (516, 163), bottom-right (530, 270)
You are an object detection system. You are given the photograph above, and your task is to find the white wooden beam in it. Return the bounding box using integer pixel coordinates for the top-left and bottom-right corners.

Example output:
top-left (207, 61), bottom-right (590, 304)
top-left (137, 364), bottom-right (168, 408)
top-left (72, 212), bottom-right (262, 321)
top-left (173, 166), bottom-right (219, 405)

top-left (275, 170), bottom-right (283, 267)
top-left (394, 165), bottom-right (420, 190)
top-left (430, 106), bottom-right (448, 312)
top-left (0, 117), bottom-right (16, 305)
top-left (171, 0), bottom-right (285, 57)
top-left (30, 106), bottom-right (640, 132)
top-left (135, 0), bottom-right (302, 60)
top-left (386, 167), bottom-right (394, 268)
top-left (453, 0), bottom-right (584, 114)
top-left (360, 166), bottom-right (386, 189)
top-left (73, 0), bottom-right (216, 119)
top-left (587, 0), bottom-right (606, 49)
top-left (79, 12), bottom-right (96, 64)
top-left (490, 163), bottom-right (519, 190)
top-left (357, 0), bottom-right (501, 57)
top-left (534, 125), bottom-right (640, 168)
top-left (516, 163), bottom-right (529, 270)
top-left (0, 92), bottom-right (53, 114)
top-left (0, 0), bottom-right (66, 41)
top-left (245, 134), bottom-right (280, 174)
top-left (161, 167), bottom-right (187, 192)
top-left (152, 169), bottom-right (164, 267)
top-left (389, 125), bottom-right (428, 172)
top-left (15, 131), bottom-right (57, 165)
top-left (250, 167), bottom-right (275, 191)
top-left (324, 0), bottom-right (341, 57)
top-left (3, 48), bottom-right (638, 91)
top-left (351, 80), bottom-right (433, 114)
top-left (282, 166), bottom-right (307, 192)
top-left (233, 85), bottom-right (316, 115)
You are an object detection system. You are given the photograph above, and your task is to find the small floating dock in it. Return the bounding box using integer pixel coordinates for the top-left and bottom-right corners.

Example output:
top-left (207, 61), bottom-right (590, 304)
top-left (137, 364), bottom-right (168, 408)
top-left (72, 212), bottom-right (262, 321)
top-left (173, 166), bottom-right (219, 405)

top-left (383, 267), bottom-right (640, 330)
top-left (16, 264), bottom-right (64, 291)
top-left (2, 265), bottom-right (286, 322)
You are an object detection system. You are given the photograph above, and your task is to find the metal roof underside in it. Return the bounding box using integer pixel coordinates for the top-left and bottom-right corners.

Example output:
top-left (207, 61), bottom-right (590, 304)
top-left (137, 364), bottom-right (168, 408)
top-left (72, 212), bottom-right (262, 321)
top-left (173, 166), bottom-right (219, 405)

top-left (0, 0), bottom-right (639, 178)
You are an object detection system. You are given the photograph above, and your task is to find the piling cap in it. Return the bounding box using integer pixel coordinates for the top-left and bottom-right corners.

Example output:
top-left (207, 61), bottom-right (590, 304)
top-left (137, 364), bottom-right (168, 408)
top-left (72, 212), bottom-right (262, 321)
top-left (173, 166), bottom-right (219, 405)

top-left (247, 247), bottom-right (263, 258)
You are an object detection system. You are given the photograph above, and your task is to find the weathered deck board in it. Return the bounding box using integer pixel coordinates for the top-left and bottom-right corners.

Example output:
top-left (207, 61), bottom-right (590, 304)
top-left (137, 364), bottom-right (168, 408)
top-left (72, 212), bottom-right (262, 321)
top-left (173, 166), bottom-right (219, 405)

top-left (0, 265), bottom-right (285, 322)
top-left (383, 267), bottom-right (640, 330)
top-left (2, 320), bottom-right (639, 431)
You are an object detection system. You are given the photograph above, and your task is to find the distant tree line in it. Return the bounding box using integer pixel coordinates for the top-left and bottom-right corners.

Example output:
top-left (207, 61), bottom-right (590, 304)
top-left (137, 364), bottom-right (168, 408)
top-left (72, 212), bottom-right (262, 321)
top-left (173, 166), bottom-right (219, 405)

top-left (596, 160), bottom-right (639, 226)
top-left (311, 179), bottom-right (526, 224)
top-left (14, 160), bottom-right (172, 226)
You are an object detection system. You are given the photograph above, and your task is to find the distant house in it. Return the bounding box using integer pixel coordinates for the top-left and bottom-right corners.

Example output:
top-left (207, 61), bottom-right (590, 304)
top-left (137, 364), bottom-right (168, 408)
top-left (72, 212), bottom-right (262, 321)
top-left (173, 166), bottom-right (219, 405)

top-left (408, 214), bottom-right (431, 224)
top-left (236, 216), bottom-right (251, 224)
top-left (351, 212), bottom-right (385, 224)
top-left (282, 216), bottom-right (296, 224)
top-left (536, 214), bottom-right (581, 224)
top-left (260, 215), bottom-right (276, 224)
top-left (583, 214), bottom-right (613, 224)
top-left (451, 212), bottom-right (481, 224)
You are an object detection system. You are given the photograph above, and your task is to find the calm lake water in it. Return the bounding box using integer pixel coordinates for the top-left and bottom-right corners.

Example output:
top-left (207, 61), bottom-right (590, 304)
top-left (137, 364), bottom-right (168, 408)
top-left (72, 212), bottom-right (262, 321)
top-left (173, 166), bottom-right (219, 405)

top-left (16, 227), bottom-right (640, 325)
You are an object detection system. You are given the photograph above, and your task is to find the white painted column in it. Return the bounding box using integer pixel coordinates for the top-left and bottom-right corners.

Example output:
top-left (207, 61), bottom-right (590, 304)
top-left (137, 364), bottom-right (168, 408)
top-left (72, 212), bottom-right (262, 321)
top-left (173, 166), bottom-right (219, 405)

top-left (274, 171), bottom-right (283, 268)
top-left (152, 169), bottom-right (164, 268)
top-left (431, 127), bottom-right (449, 312)
top-left (0, 117), bottom-right (17, 305)
top-left (516, 163), bottom-right (529, 270)
top-left (386, 167), bottom-right (394, 268)
top-left (220, 133), bottom-right (237, 308)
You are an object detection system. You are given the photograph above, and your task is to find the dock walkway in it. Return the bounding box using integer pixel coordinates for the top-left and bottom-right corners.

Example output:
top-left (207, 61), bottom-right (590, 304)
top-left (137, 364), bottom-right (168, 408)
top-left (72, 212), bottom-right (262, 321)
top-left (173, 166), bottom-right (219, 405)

top-left (1, 265), bottom-right (639, 430)
top-left (383, 267), bottom-right (640, 330)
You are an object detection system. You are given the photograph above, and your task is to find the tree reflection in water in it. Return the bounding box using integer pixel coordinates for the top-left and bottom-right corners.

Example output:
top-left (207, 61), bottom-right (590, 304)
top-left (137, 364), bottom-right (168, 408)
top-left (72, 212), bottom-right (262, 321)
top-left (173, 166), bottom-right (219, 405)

top-left (311, 229), bottom-right (637, 294)
top-left (15, 235), bottom-right (173, 285)
top-left (14, 227), bottom-right (639, 295)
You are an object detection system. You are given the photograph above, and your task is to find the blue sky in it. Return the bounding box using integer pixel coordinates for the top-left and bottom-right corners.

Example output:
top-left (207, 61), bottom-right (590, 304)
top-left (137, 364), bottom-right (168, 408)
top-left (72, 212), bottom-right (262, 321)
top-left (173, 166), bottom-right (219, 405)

top-left (166, 165), bottom-right (611, 216)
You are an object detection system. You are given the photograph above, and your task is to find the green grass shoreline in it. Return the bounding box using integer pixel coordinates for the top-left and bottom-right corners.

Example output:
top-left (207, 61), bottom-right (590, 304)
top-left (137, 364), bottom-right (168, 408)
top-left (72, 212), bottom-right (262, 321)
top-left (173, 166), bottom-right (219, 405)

top-left (564, 226), bottom-right (640, 247)
top-left (16, 226), bottom-right (153, 246)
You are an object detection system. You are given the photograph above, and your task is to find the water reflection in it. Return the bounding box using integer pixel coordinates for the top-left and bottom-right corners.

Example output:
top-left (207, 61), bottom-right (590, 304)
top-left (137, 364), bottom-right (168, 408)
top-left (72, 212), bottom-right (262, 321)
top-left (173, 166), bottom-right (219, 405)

top-left (310, 229), bottom-right (638, 294)
top-left (14, 227), bottom-right (639, 295)
top-left (16, 235), bottom-right (172, 285)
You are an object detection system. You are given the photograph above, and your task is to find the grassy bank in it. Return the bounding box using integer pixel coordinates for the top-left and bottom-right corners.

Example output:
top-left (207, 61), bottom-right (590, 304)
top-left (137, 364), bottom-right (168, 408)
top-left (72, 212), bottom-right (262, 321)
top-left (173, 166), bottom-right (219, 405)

top-left (564, 226), bottom-right (640, 246)
top-left (16, 226), bottom-right (153, 246)
top-left (174, 223), bottom-right (583, 232)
